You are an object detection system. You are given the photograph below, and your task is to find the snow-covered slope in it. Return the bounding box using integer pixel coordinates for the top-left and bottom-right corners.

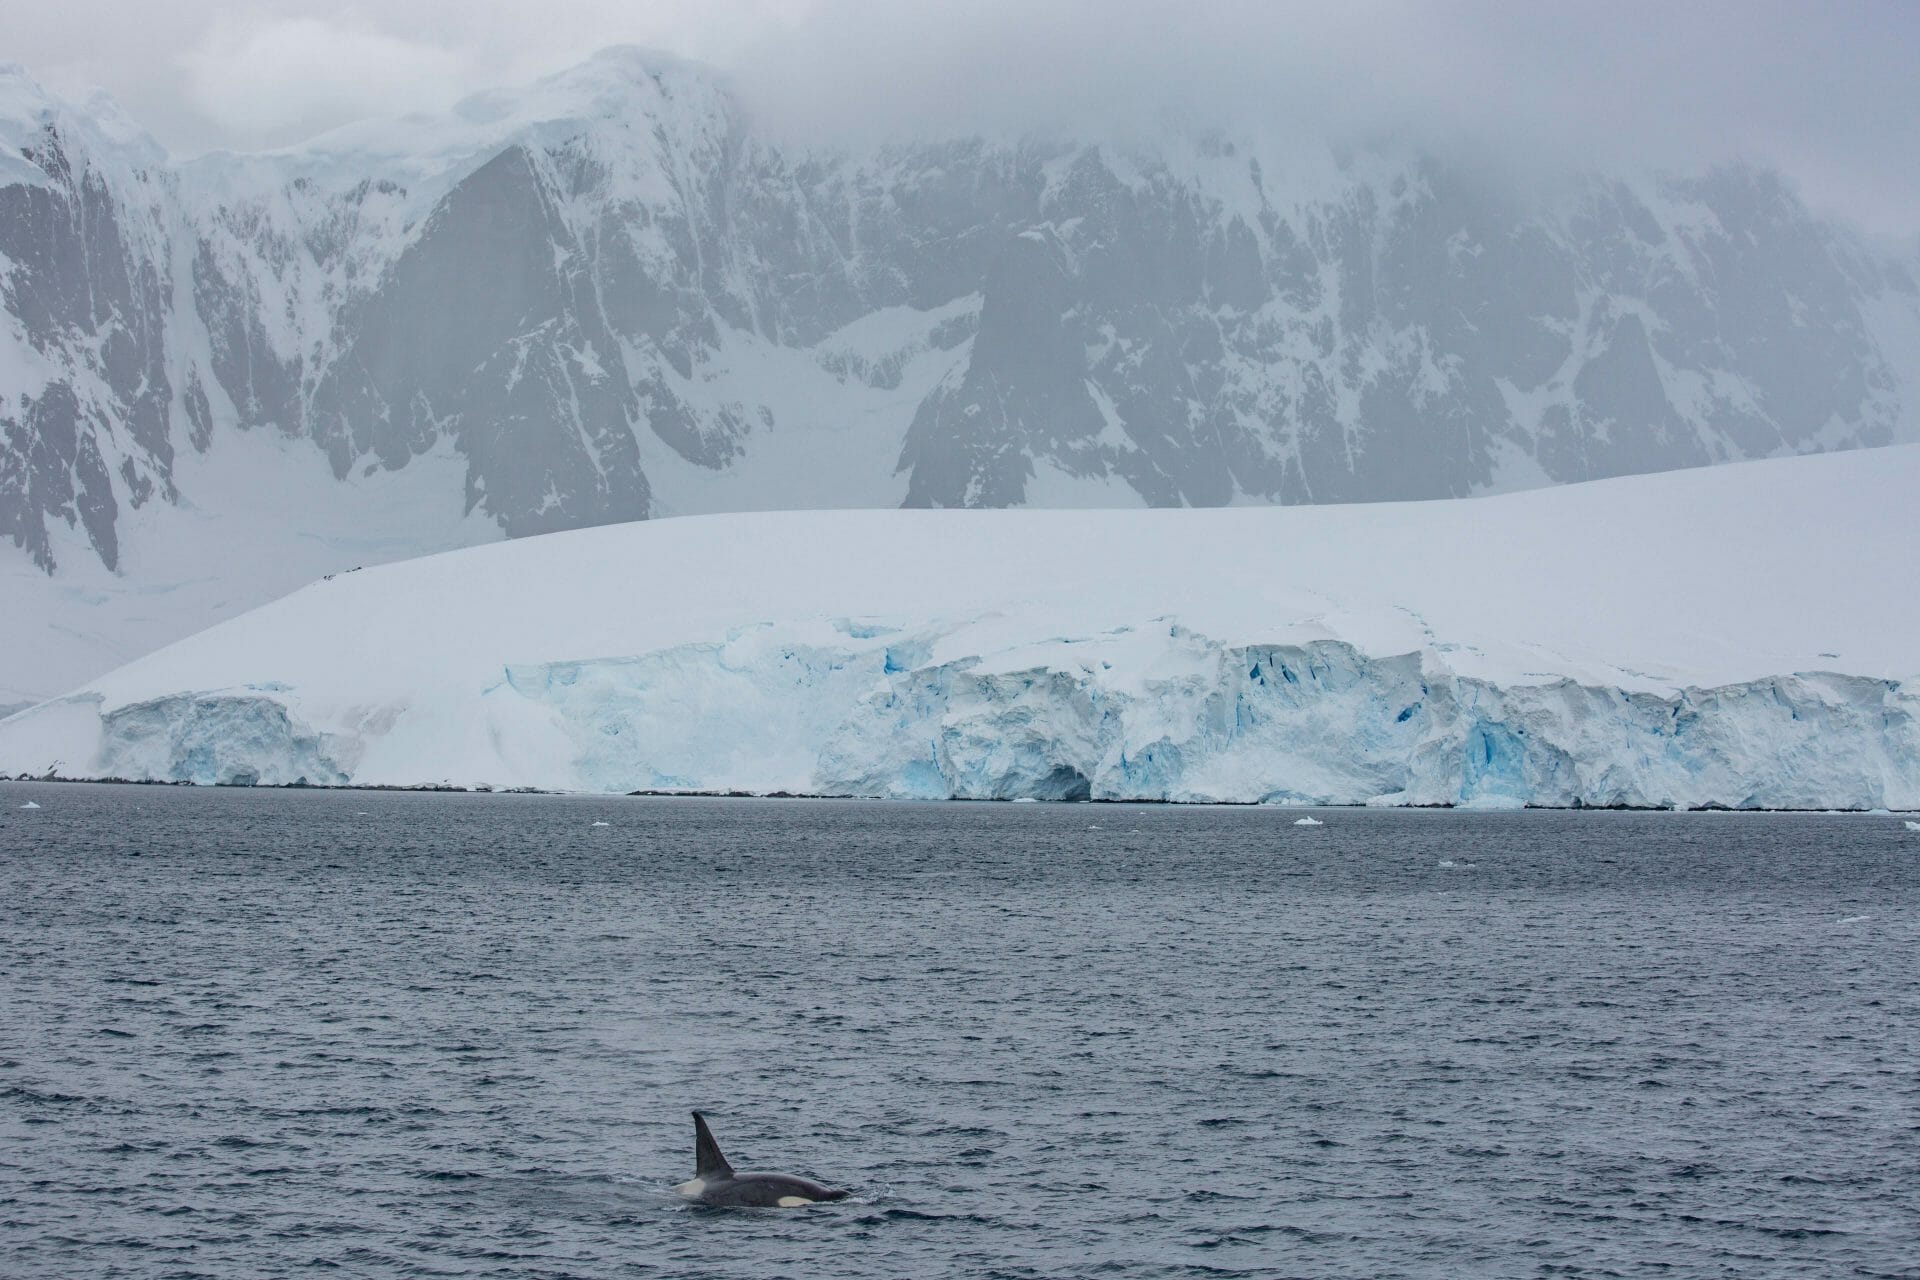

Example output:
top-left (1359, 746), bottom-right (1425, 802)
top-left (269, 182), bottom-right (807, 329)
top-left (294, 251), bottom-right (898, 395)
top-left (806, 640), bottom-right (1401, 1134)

top-left (5, 50), bottom-right (1919, 705)
top-left (0, 429), bottom-right (495, 706)
top-left (4, 448), bottom-right (1915, 808)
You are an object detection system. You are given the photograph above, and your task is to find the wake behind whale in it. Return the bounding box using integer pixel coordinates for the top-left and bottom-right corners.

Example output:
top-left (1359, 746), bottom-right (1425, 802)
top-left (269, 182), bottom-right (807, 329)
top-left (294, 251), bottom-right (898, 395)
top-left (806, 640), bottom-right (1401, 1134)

top-left (674, 1112), bottom-right (849, 1208)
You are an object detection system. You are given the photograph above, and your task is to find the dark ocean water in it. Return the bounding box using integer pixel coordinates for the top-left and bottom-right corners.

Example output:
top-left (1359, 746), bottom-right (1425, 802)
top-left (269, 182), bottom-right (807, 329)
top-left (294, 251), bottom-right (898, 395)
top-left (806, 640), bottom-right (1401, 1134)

top-left (2, 782), bottom-right (1917, 1279)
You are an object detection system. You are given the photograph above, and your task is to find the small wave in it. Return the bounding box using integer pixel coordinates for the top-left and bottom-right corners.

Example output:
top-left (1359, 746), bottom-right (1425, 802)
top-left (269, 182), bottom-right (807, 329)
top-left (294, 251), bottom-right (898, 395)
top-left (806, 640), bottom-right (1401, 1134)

top-left (855, 1207), bottom-right (997, 1225)
top-left (3, 1085), bottom-right (85, 1105)
top-left (1193, 1223), bottom-right (1338, 1248)
top-left (1679, 1212), bottom-right (1849, 1239)
top-left (1667, 1163), bottom-right (1720, 1179)
top-left (1169, 1261), bottom-right (1286, 1277)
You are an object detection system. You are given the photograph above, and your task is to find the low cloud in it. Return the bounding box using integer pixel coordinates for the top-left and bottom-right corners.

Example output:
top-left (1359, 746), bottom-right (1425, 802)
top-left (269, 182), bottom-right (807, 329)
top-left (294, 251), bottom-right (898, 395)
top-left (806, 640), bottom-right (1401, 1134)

top-left (178, 17), bottom-right (477, 148)
top-left (9, 0), bottom-right (1918, 237)
top-left (731, 0), bottom-right (1920, 237)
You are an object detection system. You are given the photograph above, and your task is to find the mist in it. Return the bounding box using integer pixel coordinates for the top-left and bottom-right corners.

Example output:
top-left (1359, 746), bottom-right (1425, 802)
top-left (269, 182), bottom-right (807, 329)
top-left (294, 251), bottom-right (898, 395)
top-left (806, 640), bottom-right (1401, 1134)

top-left (3, 0), bottom-right (1916, 237)
top-left (729, 1), bottom-right (1920, 239)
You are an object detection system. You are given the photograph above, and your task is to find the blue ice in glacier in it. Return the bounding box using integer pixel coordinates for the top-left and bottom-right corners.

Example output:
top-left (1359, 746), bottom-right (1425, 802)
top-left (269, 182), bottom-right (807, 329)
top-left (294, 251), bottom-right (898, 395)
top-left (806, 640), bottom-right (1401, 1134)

top-left (23, 624), bottom-right (1905, 809)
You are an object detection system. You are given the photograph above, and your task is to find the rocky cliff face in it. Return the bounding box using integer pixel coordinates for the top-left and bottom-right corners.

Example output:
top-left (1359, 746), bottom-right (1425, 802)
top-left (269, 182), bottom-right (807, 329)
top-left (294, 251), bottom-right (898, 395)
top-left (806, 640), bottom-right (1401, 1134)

top-left (4, 49), bottom-right (1918, 584)
top-left (0, 87), bottom-right (178, 573)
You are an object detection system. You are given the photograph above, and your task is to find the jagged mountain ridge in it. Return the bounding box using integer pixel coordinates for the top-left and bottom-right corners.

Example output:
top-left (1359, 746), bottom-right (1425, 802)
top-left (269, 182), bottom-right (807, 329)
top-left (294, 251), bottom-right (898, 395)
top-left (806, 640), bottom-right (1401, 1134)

top-left (4, 46), bottom-right (1918, 580)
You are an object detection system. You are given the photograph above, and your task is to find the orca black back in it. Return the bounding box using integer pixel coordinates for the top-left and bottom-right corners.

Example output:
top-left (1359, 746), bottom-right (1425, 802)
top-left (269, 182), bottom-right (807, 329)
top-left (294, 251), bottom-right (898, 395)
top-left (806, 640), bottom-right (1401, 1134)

top-left (676, 1111), bottom-right (848, 1208)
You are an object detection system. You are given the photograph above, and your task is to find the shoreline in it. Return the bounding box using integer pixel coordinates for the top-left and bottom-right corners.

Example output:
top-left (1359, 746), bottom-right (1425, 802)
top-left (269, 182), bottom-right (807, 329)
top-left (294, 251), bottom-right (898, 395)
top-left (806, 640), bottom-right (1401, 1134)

top-left (3, 775), bottom-right (1913, 814)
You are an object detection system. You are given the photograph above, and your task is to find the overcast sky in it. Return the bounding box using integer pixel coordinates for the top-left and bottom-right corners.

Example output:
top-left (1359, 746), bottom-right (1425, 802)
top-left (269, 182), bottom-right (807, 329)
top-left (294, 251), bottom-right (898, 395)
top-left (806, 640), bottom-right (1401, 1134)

top-left (4, 0), bottom-right (1917, 237)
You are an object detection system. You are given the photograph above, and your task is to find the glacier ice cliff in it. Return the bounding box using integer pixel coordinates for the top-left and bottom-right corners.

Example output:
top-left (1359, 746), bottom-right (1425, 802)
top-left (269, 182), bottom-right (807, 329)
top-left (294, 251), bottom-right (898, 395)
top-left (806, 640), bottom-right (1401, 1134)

top-left (4, 623), bottom-right (1913, 809)
top-left (505, 629), bottom-right (1919, 809)
top-left (2, 449), bottom-right (1916, 808)
top-left (94, 693), bottom-right (354, 789)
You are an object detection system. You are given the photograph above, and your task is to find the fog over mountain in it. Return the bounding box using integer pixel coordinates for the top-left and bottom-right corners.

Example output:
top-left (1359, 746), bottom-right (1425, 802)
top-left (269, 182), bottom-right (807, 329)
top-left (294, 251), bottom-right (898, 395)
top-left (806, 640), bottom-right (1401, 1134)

top-left (2, 35), bottom-right (1918, 703)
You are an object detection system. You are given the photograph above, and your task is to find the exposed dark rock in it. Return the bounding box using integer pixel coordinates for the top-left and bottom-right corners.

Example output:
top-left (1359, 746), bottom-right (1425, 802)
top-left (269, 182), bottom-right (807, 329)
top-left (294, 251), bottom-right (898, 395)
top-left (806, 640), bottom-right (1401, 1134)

top-left (2, 53), bottom-right (1914, 581)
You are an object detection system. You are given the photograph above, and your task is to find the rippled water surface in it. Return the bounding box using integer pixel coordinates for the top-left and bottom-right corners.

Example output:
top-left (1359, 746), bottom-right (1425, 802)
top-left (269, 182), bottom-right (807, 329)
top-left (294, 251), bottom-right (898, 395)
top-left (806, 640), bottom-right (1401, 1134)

top-left (3, 783), bottom-right (1918, 1278)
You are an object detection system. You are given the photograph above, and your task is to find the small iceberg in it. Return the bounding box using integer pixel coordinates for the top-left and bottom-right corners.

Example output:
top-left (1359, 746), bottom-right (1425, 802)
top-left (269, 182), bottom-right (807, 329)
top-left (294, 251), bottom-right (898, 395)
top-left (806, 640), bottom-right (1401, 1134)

top-left (1904, 820), bottom-right (1920, 833)
top-left (1293, 817), bottom-right (1323, 827)
top-left (591, 820), bottom-right (611, 827)
top-left (19, 800), bottom-right (40, 810)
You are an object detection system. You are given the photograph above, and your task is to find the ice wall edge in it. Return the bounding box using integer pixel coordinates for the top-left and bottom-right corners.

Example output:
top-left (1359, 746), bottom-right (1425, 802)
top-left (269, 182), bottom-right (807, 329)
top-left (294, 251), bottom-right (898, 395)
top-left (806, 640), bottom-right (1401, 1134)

top-left (4, 631), bottom-right (1913, 809)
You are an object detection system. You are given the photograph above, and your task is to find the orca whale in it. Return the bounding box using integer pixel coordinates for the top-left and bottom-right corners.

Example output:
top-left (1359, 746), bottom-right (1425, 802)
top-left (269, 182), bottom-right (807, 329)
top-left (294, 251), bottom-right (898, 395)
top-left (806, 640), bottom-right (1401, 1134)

top-left (673, 1111), bottom-right (849, 1208)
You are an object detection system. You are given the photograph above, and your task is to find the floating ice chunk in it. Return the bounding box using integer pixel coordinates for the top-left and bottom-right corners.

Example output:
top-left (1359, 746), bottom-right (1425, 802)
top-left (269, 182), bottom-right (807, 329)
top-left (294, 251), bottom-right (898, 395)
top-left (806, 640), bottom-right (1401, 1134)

top-left (1293, 817), bottom-right (1323, 827)
top-left (19, 801), bottom-right (40, 809)
top-left (1839, 915), bottom-right (1872, 924)
top-left (1905, 820), bottom-right (1920, 832)
top-left (592, 820), bottom-right (611, 827)
top-left (1011, 797), bottom-right (1038, 803)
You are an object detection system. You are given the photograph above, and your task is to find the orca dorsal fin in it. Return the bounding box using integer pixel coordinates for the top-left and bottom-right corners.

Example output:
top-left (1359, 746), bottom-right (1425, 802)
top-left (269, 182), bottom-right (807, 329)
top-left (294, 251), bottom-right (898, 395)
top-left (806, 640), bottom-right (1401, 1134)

top-left (692, 1111), bottom-right (734, 1178)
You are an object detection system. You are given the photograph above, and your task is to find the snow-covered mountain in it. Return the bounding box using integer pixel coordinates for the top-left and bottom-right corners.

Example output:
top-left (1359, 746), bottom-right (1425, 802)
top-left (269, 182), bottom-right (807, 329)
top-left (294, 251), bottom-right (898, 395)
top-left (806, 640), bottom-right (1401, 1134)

top-left (5, 48), bottom-right (1919, 704)
top-left (3, 447), bottom-right (1915, 806)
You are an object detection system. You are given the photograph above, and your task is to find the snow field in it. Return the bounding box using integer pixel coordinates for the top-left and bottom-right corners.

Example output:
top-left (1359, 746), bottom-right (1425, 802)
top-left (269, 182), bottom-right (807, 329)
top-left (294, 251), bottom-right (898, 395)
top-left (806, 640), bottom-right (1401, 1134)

top-left (2, 446), bottom-right (1916, 806)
